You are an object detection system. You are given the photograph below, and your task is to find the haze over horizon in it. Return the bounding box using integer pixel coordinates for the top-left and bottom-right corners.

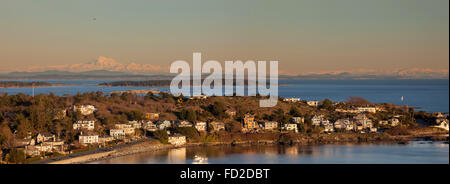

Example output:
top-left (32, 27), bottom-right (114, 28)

top-left (1, 0), bottom-right (448, 76)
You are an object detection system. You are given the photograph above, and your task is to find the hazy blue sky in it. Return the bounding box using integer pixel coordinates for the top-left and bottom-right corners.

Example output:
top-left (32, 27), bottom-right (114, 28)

top-left (0, 0), bottom-right (448, 74)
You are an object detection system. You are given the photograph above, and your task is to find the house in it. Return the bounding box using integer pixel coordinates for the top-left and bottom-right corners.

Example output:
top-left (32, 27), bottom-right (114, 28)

top-left (157, 120), bottom-right (172, 130)
top-left (283, 98), bottom-right (300, 103)
top-left (262, 121), bottom-right (278, 130)
top-left (307, 101), bottom-right (319, 107)
top-left (243, 114), bottom-right (258, 129)
top-left (356, 107), bottom-right (377, 113)
top-left (114, 124), bottom-right (135, 135)
top-left (335, 108), bottom-right (359, 113)
top-left (73, 105), bottom-right (96, 116)
top-left (209, 121), bottom-right (225, 131)
top-left (354, 114), bottom-right (373, 129)
top-left (311, 115), bottom-right (323, 126)
top-left (291, 117), bottom-right (304, 124)
top-left (282, 123), bottom-right (298, 133)
top-left (78, 132), bottom-right (99, 145)
top-left (388, 118), bottom-right (400, 127)
top-left (324, 124), bottom-right (334, 132)
top-left (37, 133), bottom-right (56, 143)
top-left (369, 127), bottom-right (378, 133)
top-left (142, 121), bottom-right (157, 131)
top-left (128, 120), bottom-right (142, 129)
top-left (146, 113), bottom-right (160, 120)
top-left (194, 122), bottom-right (207, 131)
top-left (433, 120), bottom-right (449, 131)
top-left (110, 129), bottom-right (126, 139)
top-left (168, 134), bottom-right (186, 145)
top-left (176, 120), bottom-right (193, 128)
top-left (311, 115), bottom-right (330, 126)
top-left (99, 135), bottom-right (114, 144)
top-left (73, 120), bottom-right (95, 131)
top-left (334, 119), bottom-right (352, 130)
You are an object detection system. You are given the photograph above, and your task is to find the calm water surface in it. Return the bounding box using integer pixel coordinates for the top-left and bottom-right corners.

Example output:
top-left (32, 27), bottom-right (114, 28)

top-left (90, 141), bottom-right (449, 164)
top-left (1, 79), bottom-right (448, 112)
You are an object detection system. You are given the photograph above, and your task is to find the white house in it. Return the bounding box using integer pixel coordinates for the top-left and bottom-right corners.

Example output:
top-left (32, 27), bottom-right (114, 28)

top-left (356, 107), bottom-right (377, 113)
top-left (194, 122), bottom-right (207, 131)
top-left (168, 134), bottom-right (186, 145)
top-left (79, 132), bottom-right (99, 145)
top-left (283, 98), bottom-right (300, 103)
top-left (110, 129), bottom-right (126, 139)
top-left (283, 123), bottom-right (298, 133)
top-left (307, 101), bottom-right (319, 107)
top-left (389, 118), bottom-right (400, 127)
top-left (157, 120), bottom-right (172, 130)
top-left (73, 120), bottom-right (95, 131)
top-left (262, 121), bottom-right (278, 130)
top-left (209, 121), bottom-right (225, 131)
top-left (36, 133), bottom-right (56, 143)
top-left (354, 114), bottom-right (373, 129)
top-left (433, 120), bottom-right (449, 131)
top-left (73, 105), bottom-right (96, 116)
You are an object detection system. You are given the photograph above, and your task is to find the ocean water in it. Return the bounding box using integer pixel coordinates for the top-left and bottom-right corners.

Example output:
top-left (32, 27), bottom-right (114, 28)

top-left (0, 79), bottom-right (448, 112)
top-left (90, 141), bottom-right (449, 164)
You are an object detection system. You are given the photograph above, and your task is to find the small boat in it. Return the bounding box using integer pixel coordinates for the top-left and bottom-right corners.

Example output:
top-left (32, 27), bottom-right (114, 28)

top-left (192, 155), bottom-right (208, 164)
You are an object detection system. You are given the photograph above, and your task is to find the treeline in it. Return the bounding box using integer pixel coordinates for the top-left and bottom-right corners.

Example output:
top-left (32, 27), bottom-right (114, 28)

top-left (0, 81), bottom-right (51, 88)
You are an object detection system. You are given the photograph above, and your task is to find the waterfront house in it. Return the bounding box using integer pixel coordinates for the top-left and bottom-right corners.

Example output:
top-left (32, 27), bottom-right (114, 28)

top-left (78, 132), bottom-right (99, 145)
top-left (378, 120), bottom-right (389, 126)
top-left (433, 120), bottom-right (449, 131)
top-left (324, 124), bottom-right (334, 132)
top-left (243, 114), bottom-right (258, 129)
top-left (282, 123), bottom-right (298, 133)
top-left (73, 120), bottom-right (95, 131)
top-left (194, 121), bottom-right (207, 131)
top-left (369, 127), bottom-right (378, 133)
top-left (110, 129), bottom-right (125, 139)
top-left (209, 121), bottom-right (225, 131)
top-left (168, 134), bottom-right (187, 145)
top-left (36, 133), bottom-right (56, 143)
top-left (262, 121), bottom-right (278, 130)
top-left (73, 105), bottom-right (96, 116)
top-left (311, 115), bottom-right (323, 126)
top-left (334, 119), bottom-right (351, 129)
top-left (354, 114), bottom-right (373, 129)
top-left (291, 117), bottom-right (304, 124)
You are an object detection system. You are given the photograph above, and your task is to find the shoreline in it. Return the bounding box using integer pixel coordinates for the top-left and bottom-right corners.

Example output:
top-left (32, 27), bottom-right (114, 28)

top-left (43, 133), bottom-right (448, 164)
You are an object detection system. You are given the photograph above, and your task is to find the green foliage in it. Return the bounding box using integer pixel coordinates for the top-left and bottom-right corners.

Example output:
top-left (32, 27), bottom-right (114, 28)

top-left (208, 101), bottom-right (227, 119)
top-left (125, 110), bottom-right (145, 120)
top-left (5, 148), bottom-right (26, 164)
top-left (178, 109), bottom-right (198, 122)
top-left (153, 130), bottom-right (168, 143)
top-left (174, 127), bottom-right (199, 141)
top-left (320, 98), bottom-right (334, 111)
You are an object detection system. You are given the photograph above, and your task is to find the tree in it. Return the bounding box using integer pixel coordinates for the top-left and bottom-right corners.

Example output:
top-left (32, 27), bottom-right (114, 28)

top-left (321, 98), bottom-right (334, 111)
top-left (5, 148), bottom-right (26, 164)
top-left (345, 96), bottom-right (372, 106)
top-left (153, 130), bottom-right (168, 143)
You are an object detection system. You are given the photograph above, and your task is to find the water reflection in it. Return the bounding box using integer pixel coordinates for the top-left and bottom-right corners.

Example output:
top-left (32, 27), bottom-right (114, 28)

top-left (90, 142), bottom-right (449, 164)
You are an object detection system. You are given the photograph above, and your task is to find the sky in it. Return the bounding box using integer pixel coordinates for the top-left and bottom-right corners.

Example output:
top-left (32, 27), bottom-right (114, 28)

top-left (0, 0), bottom-right (448, 75)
